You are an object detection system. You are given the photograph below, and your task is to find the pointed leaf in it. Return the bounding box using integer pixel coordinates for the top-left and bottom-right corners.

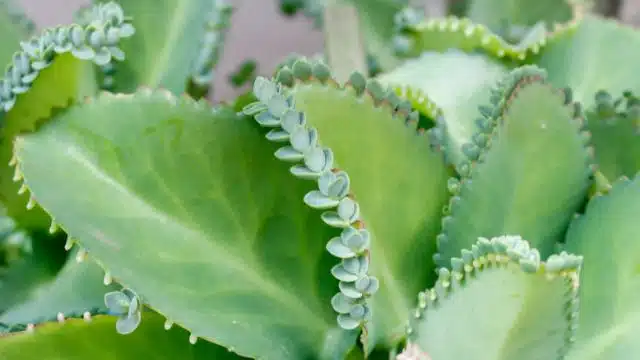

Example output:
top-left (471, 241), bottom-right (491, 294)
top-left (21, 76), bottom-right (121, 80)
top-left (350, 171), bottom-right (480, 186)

top-left (278, 60), bottom-right (450, 350)
top-left (408, 236), bottom-right (581, 360)
top-left (13, 91), bottom-right (356, 360)
top-left (0, 313), bottom-right (246, 359)
top-left (434, 70), bottom-right (592, 267)
top-left (564, 176), bottom-right (640, 360)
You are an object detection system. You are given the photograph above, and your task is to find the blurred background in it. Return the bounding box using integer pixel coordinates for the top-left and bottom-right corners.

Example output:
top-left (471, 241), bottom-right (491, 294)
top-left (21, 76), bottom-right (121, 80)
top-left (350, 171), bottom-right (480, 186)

top-left (16, 0), bottom-right (640, 102)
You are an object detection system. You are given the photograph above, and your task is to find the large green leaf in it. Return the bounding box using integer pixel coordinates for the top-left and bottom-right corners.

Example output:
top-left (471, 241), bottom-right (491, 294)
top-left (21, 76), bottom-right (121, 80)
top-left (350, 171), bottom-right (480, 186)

top-left (466, 0), bottom-right (573, 35)
top-left (13, 90), bottom-right (356, 360)
top-left (96, 0), bottom-right (230, 95)
top-left (376, 50), bottom-right (508, 166)
top-left (564, 176), bottom-right (640, 360)
top-left (433, 67), bottom-right (592, 267)
top-left (0, 249), bottom-right (118, 325)
top-left (0, 2), bottom-right (134, 230)
top-left (272, 59), bottom-right (450, 351)
top-left (0, 313), bottom-right (246, 359)
top-left (533, 15), bottom-right (640, 108)
top-left (406, 236), bottom-right (582, 360)
top-left (0, 0), bottom-right (34, 66)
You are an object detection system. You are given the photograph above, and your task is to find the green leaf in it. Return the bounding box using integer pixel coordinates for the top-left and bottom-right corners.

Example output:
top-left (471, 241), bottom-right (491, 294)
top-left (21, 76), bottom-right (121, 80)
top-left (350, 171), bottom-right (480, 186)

top-left (0, 230), bottom-right (67, 314)
top-left (583, 90), bottom-right (640, 180)
top-left (389, 84), bottom-right (442, 128)
top-left (407, 236), bottom-right (582, 360)
top-left (376, 50), bottom-right (508, 167)
top-left (0, 313), bottom-right (246, 359)
top-left (0, 1), bottom-right (134, 230)
top-left (533, 15), bottom-right (640, 108)
top-left (466, 0), bottom-right (573, 35)
top-left (394, 15), bottom-right (557, 61)
top-left (274, 59), bottom-right (450, 351)
top-left (564, 176), bottom-right (640, 360)
top-left (434, 68), bottom-right (592, 268)
top-left (0, 0), bottom-right (34, 67)
top-left (96, 0), bottom-right (230, 94)
top-left (13, 90), bottom-right (356, 360)
top-left (0, 248), bottom-right (118, 325)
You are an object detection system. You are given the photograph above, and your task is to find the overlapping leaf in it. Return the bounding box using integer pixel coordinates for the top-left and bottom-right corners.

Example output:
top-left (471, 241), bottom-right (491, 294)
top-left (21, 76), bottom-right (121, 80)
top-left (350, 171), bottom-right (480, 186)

top-left (433, 67), bottom-right (592, 267)
top-left (13, 90), bottom-right (356, 360)
top-left (533, 15), bottom-right (640, 108)
top-left (565, 176), bottom-right (640, 360)
top-left (94, 0), bottom-right (231, 95)
top-left (274, 59), bottom-right (449, 351)
top-left (0, 249), bottom-right (117, 325)
top-left (0, 2), bottom-right (134, 230)
top-left (583, 90), bottom-right (640, 180)
top-left (408, 236), bottom-right (582, 360)
top-left (376, 50), bottom-right (508, 166)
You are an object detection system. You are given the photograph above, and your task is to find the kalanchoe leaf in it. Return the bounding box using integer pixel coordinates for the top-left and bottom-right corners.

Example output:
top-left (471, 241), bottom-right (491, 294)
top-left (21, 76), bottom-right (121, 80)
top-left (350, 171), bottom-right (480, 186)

top-left (331, 293), bottom-right (356, 314)
top-left (91, 0), bottom-right (231, 95)
top-left (271, 58), bottom-right (449, 350)
top-left (534, 15), bottom-right (640, 107)
top-left (465, 0), bottom-right (573, 39)
top-left (337, 314), bottom-right (361, 330)
top-left (104, 288), bottom-right (142, 335)
top-left (564, 176), bottom-right (640, 358)
top-left (431, 66), bottom-right (592, 268)
top-left (116, 308), bottom-right (141, 335)
top-left (394, 14), bottom-right (568, 61)
top-left (336, 197), bottom-right (360, 223)
top-left (408, 236), bottom-right (582, 360)
top-left (376, 50), bottom-right (508, 167)
top-left (104, 291), bottom-right (130, 315)
top-left (584, 90), bottom-right (640, 180)
top-left (0, 1), bottom-right (134, 231)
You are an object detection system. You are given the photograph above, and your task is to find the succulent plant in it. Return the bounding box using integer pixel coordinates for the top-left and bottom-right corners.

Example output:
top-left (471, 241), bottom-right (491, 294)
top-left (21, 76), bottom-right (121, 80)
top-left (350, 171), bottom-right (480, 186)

top-left (0, 0), bottom-right (638, 359)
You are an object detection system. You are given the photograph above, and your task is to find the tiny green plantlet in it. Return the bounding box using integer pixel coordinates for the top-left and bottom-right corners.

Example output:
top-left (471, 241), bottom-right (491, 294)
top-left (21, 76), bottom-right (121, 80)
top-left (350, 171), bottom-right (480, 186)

top-left (0, 0), bottom-right (638, 359)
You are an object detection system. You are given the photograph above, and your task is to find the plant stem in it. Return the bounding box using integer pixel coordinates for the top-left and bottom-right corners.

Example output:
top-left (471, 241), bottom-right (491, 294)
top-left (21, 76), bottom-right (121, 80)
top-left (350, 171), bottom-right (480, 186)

top-left (322, 1), bottom-right (367, 82)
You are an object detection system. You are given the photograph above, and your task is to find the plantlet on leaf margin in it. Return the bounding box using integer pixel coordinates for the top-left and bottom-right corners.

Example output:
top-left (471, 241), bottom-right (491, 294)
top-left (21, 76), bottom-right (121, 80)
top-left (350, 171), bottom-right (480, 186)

top-left (243, 76), bottom-right (380, 331)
